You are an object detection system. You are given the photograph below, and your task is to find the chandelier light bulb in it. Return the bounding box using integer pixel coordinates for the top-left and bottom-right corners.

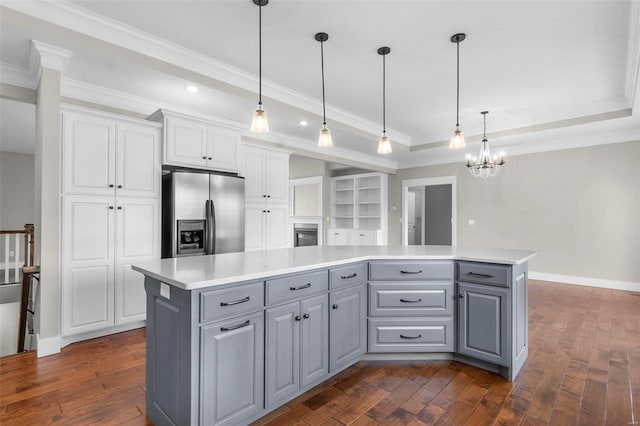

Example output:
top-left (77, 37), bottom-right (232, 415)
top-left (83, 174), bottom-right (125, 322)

top-left (318, 124), bottom-right (333, 148)
top-left (250, 103), bottom-right (269, 133)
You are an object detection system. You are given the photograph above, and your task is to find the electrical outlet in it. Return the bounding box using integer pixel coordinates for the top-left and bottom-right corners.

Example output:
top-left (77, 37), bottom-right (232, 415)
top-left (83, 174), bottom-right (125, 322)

top-left (9, 250), bottom-right (15, 258)
top-left (468, 219), bottom-right (475, 226)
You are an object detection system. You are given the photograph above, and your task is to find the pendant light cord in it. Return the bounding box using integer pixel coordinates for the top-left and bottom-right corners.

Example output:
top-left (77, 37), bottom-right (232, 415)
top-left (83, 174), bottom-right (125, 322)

top-left (382, 53), bottom-right (386, 133)
top-left (258, 3), bottom-right (262, 105)
top-left (321, 40), bottom-right (326, 125)
top-left (455, 40), bottom-right (460, 128)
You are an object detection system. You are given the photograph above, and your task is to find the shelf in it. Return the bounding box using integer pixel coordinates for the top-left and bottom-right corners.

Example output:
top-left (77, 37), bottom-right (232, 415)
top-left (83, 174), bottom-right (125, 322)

top-left (333, 216), bottom-right (354, 219)
top-left (358, 216), bottom-right (380, 219)
top-left (357, 186), bottom-right (380, 190)
top-left (358, 201), bottom-right (380, 205)
top-left (334, 202), bottom-right (354, 205)
top-left (335, 188), bottom-right (354, 192)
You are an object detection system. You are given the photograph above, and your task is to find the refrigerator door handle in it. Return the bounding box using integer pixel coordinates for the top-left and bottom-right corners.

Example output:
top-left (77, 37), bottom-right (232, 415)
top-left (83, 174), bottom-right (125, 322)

top-left (205, 200), bottom-right (213, 255)
top-left (210, 199), bottom-right (217, 254)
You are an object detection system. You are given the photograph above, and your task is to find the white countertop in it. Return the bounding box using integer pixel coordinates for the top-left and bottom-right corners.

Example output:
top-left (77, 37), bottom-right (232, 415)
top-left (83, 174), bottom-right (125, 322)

top-left (132, 245), bottom-right (536, 290)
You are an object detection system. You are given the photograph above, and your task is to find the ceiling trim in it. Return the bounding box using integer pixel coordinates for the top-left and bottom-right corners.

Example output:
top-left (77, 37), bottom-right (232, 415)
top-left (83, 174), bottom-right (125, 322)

top-left (0, 62), bottom-right (37, 90)
top-left (29, 40), bottom-right (73, 74)
top-left (626, 0), bottom-right (640, 110)
top-left (3, 0), bottom-right (413, 147)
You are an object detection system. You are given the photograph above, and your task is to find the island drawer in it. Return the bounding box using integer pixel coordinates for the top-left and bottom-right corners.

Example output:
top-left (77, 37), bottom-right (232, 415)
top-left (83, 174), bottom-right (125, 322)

top-left (368, 261), bottom-right (453, 281)
top-left (457, 262), bottom-right (510, 287)
top-left (369, 281), bottom-right (453, 317)
top-left (266, 270), bottom-right (328, 305)
top-left (330, 263), bottom-right (366, 290)
top-left (368, 318), bottom-right (453, 352)
top-left (200, 281), bottom-right (264, 323)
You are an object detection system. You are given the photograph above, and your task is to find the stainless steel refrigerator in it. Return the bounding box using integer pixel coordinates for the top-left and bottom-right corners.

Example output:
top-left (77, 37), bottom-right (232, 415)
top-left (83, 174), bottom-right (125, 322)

top-left (161, 170), bottom-right (245, 258)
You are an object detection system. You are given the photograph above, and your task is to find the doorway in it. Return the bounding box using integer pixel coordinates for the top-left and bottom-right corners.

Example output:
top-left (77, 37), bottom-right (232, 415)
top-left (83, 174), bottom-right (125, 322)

top-left (402, 176), bottom-right (456, 246)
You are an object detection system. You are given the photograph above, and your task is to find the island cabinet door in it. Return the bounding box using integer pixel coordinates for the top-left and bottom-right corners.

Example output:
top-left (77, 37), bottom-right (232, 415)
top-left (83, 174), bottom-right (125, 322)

top-left (266, 301), bottom-right (300, 407)
top-left (201, 311), bottom-right (264, 426)
top-left (330, 284), bottom-right (366, 372)
top-left (457, 282), bottom-right (510, 366)
top-left (300, 294), bottom-right (329, 387)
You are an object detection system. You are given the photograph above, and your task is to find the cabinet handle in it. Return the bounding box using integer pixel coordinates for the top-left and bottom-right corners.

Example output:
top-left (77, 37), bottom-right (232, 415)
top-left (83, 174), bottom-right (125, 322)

top-left (466, 272), bottom-right (495, 279)
top-left (208, 157), bottom-right (212, 160)
top-left (220, 320), bottom-right (250, 332)
top-left (359, 234), bottom-right (365, 237)
top-left (262, 210), bottom-right (266, 213)
top-left (109, 206), bottom-right (114, 210)
top-left (267, 210), bottom-right (271, 213)
top-left (202, 156), bottom-right (207, 159)
top-left (400, 270), bottom-right (423, 274)
top-left (341, 273), bottom-right (357, 279)
top-left (290, 283), bottom-right (311, 291)
top-left (334, 233), bottom-right (339, 235)
top-left (117, 206), bottom-right (122, 210)
top-left (458, 294), bottom-right (465, 299)
top-left (303, 313), bottom-right (310, 319)
top-left (220, 296), bottom-right (250, 307)
top-left (108, 184), bottom-right (114, 188)
top-left (294, 315), bottom-right (302, 321)
top-left (263, 195), bottom-right (267, 198)
top-left (267, 195), bottom-right (271, 198)
top-left (400, 334), bottom-right (422, 340)
top-left (117, 185), bottom-right (123, 189)
top-left (400, 298), bottom-right (422, 303)
top-left (332, 304), bottom-right (339, 310)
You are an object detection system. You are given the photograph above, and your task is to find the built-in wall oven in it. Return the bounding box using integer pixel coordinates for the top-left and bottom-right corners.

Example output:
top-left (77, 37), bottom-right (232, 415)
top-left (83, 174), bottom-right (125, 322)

top-left (293, 224), bottom-right (318, 247)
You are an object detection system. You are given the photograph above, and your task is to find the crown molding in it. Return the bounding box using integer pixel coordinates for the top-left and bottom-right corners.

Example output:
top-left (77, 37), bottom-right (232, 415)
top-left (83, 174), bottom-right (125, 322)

top-left (626, 0), bottom-right (640, 111)
top-left (0, 62), bottom-right (38, 90)
top-left (3, 0), bottom-right (412, 147)
top-left (29, 40), bottom-right (73, 74)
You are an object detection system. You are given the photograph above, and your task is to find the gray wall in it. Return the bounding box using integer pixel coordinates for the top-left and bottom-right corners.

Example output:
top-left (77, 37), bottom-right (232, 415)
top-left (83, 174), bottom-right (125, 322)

top-left (0, 152), bottom-right (35, 230)
top-left (389, 141), bottom-right (640, 283)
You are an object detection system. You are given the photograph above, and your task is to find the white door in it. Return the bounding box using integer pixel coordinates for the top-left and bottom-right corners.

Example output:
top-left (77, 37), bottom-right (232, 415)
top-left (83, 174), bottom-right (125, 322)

top-left (207, 127), bottom-right (240, 172)
top-left (63, 111), bottom-right (115, 196)
top-left (266, 152), bottom-right (289, 203)
top-left (115, 264), bottom-right (147, 324)
top-left (62, 196), bottom-right (115, 336)
top-left (243, 148), bottom-right (266, 203)
top-left (165, 116), bottom-right (207, 168)
top-left (407, 192), bottom-right (416, 245)
top-left (116, 122), bottom-right (161, 198)
top-left (266, 205), bottom-right (290, 249)
top-left (245, 203), bottom-right (266, 251)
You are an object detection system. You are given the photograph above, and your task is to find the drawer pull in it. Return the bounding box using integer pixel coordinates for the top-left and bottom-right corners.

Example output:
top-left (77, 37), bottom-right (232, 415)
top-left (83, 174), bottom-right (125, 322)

top-left (400, 334), bottom-right (422, 340)
top-left (290, 283), bottom-right (312, 291)
top-left (220, 320), bottom-right (250, 332)
top-left (219, 296), bottom-right (250, 307)
top-left (295, 315), bottom-right (302, 321)
top-left (400, 298), bottom-right (422, 303)
top-left (466, 272), bottom-right (495, 278)
top-left (303, 313), bottom-right (310, 319)
top-left (400, 270), bottom-right (423, 274)
top-left (341, 273), bottom-right (357, 279)
top-left (332, 304), bottom-right (339, 310)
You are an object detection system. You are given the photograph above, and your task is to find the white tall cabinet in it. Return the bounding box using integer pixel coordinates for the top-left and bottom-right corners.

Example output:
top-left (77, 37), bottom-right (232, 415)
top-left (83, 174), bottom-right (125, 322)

top-left (61, 106), bottom-right (161, 338)
top-left (327, 172), bottom-right (388, 246)
top-left (242, 145), bottom-right (291, 251)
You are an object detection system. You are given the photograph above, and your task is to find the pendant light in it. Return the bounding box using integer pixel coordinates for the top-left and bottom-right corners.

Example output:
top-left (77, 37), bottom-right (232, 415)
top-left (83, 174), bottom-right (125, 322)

top-left (466, 111), bottom-right (506, 179)
top-left (315, 32), bottom-right (333, 148)
top-left (449, 33), bottom-right (466, 149)
top-left (250, 0), bottom-right (269, 133)
top-left (377, 47), bottom-right (392, 155)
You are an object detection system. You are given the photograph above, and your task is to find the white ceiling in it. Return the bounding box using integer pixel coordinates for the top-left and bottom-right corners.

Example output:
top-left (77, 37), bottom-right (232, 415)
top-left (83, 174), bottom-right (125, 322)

top-left (1, 1), bottom-right (638, 169)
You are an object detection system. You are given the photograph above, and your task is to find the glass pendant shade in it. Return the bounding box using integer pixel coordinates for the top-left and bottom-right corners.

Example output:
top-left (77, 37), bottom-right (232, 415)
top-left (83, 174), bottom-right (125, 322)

top-left (449, 128), bottom-right (465, 149)
top-left (318, 124), bottom-right (333, 148)
top-left (250, 104), bottom-right (269, 133)
top-left (377, 135), bottom-right (392, 154)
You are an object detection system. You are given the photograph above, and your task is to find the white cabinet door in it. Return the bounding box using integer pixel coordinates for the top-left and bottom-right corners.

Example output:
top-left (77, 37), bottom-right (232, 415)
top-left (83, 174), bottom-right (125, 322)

top-left (63, 111), bottom-right (115, 196)
top-left (207, 127), bottom-right (240, 172)
top-left (116, 122), bottom-right (161, 198)
top-left (266, 152), bottom-right (289, 203)
top-left (328, 229), bottom-right (350, 246)
top-left (115, 264), bottom-right (147, 324)
top-left (245, 203), bottom-right (266, 251)
top-left (243, 148), bottom-right (266, 203)
top-left (62, 197), bottom-right (115, 336)
top-left (115, 198), bottom-right (159, 262)
top-left (350, 230), bottom-right (376, 246)
top-left (266, 205), bottom-right (290, 249)
top-left (165, 116), bottom-right (207, 168)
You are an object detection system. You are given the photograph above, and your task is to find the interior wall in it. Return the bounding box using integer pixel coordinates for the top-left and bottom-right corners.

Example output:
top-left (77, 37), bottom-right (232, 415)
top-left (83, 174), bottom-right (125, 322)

top-left (389, 141), bottom-right (640, 284)
top-left (0, 152), bottom-right (35, 230)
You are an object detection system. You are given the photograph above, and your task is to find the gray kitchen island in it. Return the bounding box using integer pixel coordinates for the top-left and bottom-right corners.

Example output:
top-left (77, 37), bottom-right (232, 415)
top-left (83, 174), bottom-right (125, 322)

top-left (132, 245), bottom-right (536, 426)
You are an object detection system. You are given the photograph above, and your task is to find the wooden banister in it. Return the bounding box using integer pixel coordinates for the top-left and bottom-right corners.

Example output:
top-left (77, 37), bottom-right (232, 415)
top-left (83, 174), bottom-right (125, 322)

top-left (24, 224), bottom-right (34, 267)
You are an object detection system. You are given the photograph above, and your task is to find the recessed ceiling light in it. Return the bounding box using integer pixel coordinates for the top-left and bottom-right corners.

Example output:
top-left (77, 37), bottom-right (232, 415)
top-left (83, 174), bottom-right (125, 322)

top-left (299, 120), bottom-right (308, 126)
top-left (186, 85), bottom-right (198, 93)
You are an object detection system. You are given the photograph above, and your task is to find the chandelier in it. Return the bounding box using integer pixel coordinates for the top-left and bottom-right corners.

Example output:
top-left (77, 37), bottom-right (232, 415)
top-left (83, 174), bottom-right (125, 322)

top-left (466, 111), bottom-right (506, 179)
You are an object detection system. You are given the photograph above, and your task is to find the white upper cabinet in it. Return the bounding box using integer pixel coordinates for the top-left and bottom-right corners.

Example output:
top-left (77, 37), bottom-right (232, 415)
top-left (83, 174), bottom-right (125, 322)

top-left (62, 108), bottom-right (161, 198)
top-left (244, 148), bottom-right (267, 202)
top-left (266, 152), bottom-right (289, 204)
top-left (243, 145), bottom-right (290, 204)
top-left (148, 110), bottom-right (242, 173)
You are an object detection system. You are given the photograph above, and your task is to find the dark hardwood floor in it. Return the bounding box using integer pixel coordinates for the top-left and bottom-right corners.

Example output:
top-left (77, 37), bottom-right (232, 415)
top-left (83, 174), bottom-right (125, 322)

top-left (1, 280), bottom-right (638, 425)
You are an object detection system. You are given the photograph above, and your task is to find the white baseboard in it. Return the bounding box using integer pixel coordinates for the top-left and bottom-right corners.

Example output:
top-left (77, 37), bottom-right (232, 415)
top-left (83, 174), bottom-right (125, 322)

top-left (60, 321), bottom-right (146, 348)
top-left (529, 271), bottom-right (640, 293)
top-left (36, 334), bottom-right (61, 358)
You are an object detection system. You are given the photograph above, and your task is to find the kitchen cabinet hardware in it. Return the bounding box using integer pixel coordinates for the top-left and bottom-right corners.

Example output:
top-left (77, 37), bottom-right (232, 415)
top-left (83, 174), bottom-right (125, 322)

top-left (109, 184), bottom-right (114, 188)
top-left (208, 157), bottom-right (212, 160)
top-left (202, 156), bottom-right (207, 159)
top-left (220, 319), bottom-right (251, 332)
top-left (400, 269), bottom-right (423, 274)
top-left (109, 206), bottom-right (114, 209)
top-left (294, 315), bottom-right (302, 321)
top-left (332, 304), bottom-right (339, 309)
top-left (466, 272), bottom-right (494, 278)
top-left (117, 185), bottom-right (123, 189)
top-left (290, 283), bottom-right (311, 291)
top-left (458, 294), bottom-right (465, 299)
top-left (117, 206), bottom-right (122, 210)
top-left (341, 273), bottom-right (357, 279)
top-left (400, 334), bottom-right (422, 339)
top-left (220, 296), bottom-right (251, 307)
top-left (303, 313), bottom-right (310, 319)
top-left (400, 298), bottom-right (422, 303)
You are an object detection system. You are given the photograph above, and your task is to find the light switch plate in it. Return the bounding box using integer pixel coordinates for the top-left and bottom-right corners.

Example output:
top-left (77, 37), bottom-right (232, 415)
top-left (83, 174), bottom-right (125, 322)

top-left (468, 219), bottom-right (475, 225)
top-left (160, 283), bottom-right (170, 299)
